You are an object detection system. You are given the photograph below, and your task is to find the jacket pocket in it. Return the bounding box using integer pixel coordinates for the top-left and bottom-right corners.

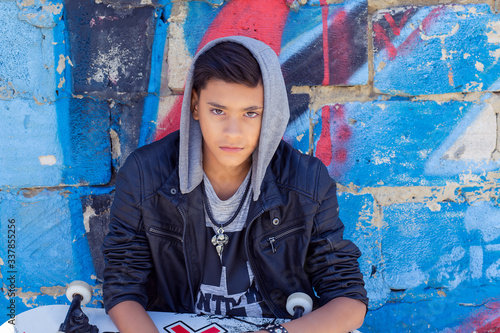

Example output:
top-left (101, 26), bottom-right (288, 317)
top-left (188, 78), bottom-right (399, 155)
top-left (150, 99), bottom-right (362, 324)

top-left (263, 225), bottom-right (306, 253)
top-left (146, 226), bottom-right (183, 243)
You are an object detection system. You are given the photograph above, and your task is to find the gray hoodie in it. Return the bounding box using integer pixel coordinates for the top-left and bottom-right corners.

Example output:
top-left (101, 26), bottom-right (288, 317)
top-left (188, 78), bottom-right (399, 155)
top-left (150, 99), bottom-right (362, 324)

top-left (179, 36), bottom-right (290, 201)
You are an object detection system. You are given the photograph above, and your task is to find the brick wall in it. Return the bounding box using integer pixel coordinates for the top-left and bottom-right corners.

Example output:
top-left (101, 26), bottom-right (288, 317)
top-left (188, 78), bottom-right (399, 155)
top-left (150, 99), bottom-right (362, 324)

top-left (1, 0), bottom-right (499, 331)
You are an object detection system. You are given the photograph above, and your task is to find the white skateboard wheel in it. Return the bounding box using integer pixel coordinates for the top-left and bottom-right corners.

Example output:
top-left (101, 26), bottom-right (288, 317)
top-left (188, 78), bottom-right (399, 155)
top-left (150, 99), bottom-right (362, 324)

top-left (66, 280), bottom-right (93, 306)
top-left (286, 292), bottom-right (313, 316)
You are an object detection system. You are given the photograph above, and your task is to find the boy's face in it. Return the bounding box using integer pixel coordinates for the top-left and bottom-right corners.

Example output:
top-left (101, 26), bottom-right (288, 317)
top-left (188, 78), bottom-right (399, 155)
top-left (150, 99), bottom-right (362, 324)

top-left (192, 79), bottom-right (263, 176)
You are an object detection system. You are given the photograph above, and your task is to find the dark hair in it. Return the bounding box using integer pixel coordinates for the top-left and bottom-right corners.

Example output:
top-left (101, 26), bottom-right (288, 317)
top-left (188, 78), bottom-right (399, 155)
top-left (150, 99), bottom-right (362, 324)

top-left (192, 42), bottom-right (262, 93)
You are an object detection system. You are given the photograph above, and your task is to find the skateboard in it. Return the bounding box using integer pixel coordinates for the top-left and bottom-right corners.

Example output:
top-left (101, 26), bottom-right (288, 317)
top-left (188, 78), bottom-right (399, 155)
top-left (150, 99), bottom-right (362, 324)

top-left (0, 281), bottom-right (361, 333)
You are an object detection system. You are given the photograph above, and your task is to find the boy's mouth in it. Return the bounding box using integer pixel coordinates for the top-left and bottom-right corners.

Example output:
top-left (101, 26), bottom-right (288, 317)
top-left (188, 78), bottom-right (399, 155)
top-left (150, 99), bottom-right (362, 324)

top-left (220, 146), bottom-right (243, 152)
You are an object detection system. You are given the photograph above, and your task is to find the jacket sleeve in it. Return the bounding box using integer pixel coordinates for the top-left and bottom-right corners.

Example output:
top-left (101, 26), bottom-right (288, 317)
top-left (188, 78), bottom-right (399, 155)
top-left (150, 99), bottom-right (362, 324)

top-left (305, 165), bottom-right (369, 309)
top-left (102, 152), bottom-right (154, 313)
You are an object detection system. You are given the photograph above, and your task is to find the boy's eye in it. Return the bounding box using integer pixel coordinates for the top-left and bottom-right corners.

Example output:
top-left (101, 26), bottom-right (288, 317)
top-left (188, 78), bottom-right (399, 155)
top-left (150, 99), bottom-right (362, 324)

top-left (211, 109), bottom-right (224, 115)
top-left (245, 111), bottom-right (260, 118)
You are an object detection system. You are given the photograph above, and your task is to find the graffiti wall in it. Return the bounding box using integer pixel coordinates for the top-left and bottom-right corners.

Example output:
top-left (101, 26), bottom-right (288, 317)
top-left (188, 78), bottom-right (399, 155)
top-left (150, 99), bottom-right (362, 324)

top-left (0, 0), bottom-right (499, 331)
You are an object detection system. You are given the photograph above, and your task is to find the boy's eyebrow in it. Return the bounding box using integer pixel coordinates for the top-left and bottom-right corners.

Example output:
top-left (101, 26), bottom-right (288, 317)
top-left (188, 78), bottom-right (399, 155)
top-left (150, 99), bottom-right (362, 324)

top-left (207, 102), bottom-right (263, 111)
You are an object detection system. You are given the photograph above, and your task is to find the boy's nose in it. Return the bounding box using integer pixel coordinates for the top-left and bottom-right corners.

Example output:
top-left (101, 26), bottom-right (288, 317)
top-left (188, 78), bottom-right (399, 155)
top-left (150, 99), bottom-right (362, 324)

top-left (223, 118), bottom-right (243, 138)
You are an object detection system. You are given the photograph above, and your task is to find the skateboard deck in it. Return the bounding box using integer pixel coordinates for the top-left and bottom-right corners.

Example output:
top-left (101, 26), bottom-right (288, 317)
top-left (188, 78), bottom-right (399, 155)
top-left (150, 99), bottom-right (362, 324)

top-left (0, 304), bottom-right (287, 333)
top-left (0, 282), bottom-right (361, 333)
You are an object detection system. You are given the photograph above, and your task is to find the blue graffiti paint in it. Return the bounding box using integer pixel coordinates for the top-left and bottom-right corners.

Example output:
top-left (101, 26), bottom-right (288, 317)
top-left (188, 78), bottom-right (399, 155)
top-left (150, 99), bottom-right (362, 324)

top-left (334, 101), bottom-right (496, 186)
top-left (337, 192), bottom-right (390, 309)
top-left (57, 98), bottom-right (111, 185)
top-left (286, 99), bottom-right (499, 187)
top-left (0, 190), bottom-right (95, 291)
top-left (185, 2), bottom-right (224, 56)
top-left (0, 99), bottom-right (64, 187)
top-left (139, 4), bottom-right (172, 147)
top-left (0, 1), bottom-right (57, 102)
top-left (280, 4), bottom-right (323, 55)
top-left (375, 4), bottom-right (500, 95)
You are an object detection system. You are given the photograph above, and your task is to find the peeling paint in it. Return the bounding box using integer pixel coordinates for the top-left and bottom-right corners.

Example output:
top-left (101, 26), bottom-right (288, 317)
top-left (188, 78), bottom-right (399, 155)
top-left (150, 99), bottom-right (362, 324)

top-left (0, 82), bottom-right (16, 100)
top-left (486, 20), bottom-right (500, 44)
top-left (110, 128), bottom-right (121, 160)
top-left (82, 205), bottom-right (96, 233)
top-left (56, 54), bottom-right (66, 74)
top-left (38, 155), bottom-right (56, 166)
top-left (21, 188), bottom-right (44, 198)
top-left (58, 77), bottom-right (65, 89)
top-left (39, 285), bottom-right (65, 297)
top-left (17, 0), bottom-right (64, 28)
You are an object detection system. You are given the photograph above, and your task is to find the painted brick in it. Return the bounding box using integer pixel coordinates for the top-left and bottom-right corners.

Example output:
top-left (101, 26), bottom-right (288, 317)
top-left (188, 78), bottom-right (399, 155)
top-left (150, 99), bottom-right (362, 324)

top-left (110, 97), bottom-right (146, 167)
top-left (2, 0), bottom-right (500, 331)
top-left (382, 201), bottom-right (500, 293)
top-left (280, 0), bottom-right (368, 86)
top-left (0, 98), bottom-right (111, 187)
top-left (284, 99), bottom-right (500, 186)
top-left (0, 189), bottom-right (98, 309)
top-left (338, 192), bottom-right (390, 309)
top-left (374, 4), bottom-right (500, 95)
top-left (358, 200), bottom-right (500, 331)
top-left (0, 99), bottom-right (63, 187)
top-left (81, 193), bottom-right (114, 279)
top-left (0, 1), bottom-right (59, 102)
top-left (64, 1), bottom-right (157, 99)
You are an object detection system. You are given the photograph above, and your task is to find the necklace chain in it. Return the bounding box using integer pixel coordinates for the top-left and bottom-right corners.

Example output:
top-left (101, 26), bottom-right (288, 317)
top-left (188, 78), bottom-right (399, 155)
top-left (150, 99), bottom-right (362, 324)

top-left (202, 178), bottom-right (251, 261)
top-left (202, 179), bottom-right (251, 228)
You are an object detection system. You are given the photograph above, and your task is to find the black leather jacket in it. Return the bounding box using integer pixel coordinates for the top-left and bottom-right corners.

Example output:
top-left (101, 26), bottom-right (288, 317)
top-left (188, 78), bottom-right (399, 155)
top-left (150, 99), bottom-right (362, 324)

top-left (102, 131), bottom-right (368, 317)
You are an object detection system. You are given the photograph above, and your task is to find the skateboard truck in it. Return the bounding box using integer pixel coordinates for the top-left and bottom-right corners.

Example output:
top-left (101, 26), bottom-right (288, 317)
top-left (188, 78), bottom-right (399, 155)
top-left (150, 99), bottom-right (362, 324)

top-left (58, 280), bottom-right (98, 333)
top-left (286, 292), bottom-right (313, 319)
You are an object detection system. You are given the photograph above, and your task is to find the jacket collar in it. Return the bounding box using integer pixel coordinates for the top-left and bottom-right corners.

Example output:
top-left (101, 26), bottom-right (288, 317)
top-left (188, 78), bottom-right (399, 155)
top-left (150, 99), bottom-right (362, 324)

top-left (159, 159), bottom-right (284, 214)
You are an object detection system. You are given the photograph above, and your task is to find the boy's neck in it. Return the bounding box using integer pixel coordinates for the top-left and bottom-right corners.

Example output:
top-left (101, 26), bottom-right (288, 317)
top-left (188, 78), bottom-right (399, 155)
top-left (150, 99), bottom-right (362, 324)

top-left (203, 163), bottom-right (251, 201)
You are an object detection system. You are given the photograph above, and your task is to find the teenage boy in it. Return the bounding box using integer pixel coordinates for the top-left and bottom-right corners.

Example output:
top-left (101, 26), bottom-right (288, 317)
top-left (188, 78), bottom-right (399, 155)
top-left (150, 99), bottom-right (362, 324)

top-left (103, 36), bottom-right (368, 333)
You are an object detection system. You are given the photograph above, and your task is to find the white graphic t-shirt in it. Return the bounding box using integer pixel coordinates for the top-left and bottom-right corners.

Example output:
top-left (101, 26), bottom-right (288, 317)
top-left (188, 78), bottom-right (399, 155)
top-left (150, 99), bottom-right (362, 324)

top-left (196, 172), bottom-right (270, 317)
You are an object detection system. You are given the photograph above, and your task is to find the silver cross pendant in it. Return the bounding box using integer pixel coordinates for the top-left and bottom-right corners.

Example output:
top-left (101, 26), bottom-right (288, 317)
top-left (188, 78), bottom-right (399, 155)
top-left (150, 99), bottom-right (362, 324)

top-left (211, 228), bottom-right (229, 262)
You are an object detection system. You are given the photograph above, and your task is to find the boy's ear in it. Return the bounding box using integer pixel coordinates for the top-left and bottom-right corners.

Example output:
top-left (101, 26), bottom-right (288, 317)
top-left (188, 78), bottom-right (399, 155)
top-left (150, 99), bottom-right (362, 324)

top-left (191, 90), bottom-right (199, 120)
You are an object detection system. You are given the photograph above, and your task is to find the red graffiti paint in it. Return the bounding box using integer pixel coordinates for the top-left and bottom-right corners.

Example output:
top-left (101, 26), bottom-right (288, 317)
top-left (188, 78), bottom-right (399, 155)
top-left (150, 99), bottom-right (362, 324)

top-left (334, 148), bottom-right (347, 163)
top-left (384, 11), bottom-right (410, 36)
top-left (452, 301), bottom-right (500, 333)
top-left (373, 21), bottom-right (398, 60)
top-left (316, 105), bottom-right (332, 166)
top-left (198, 0), bottom-right (289, 54)
top-left (316, 104), bottom-right (352, 174)
top-left (155, 96), bottom-right (183, 141)
top-left (336, 124), bottom-right (352, 141)
top-left (396, 6), bottom-right (444, 58)
top-left (374, 6), bottom-right (444, 60)
top-left (155, 0), bottom-right (290, 141)
top-left (328, 10), bottom-right (351, 85)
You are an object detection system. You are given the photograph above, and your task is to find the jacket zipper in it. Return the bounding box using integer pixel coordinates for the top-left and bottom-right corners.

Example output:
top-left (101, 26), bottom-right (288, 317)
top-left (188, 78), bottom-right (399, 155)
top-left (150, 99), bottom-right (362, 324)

top-left (147, 226), bottom-right (183, 242)
top-left (267, 226), bottom-right (305, 253)
top-left (245, 209), bottom-right (288, 319)
top-left (158, 190), bottom-right (196, 312)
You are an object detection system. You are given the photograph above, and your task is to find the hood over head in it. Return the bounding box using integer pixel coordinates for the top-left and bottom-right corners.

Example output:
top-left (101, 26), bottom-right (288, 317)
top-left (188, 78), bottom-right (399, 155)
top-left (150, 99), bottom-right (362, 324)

top-left (179, 36), bottom-right (290, 200)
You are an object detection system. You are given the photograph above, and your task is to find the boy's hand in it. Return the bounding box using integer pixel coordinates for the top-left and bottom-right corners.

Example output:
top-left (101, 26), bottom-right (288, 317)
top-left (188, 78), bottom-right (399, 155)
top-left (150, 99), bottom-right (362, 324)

top-left (258, 297), bottom-right (365, 333)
